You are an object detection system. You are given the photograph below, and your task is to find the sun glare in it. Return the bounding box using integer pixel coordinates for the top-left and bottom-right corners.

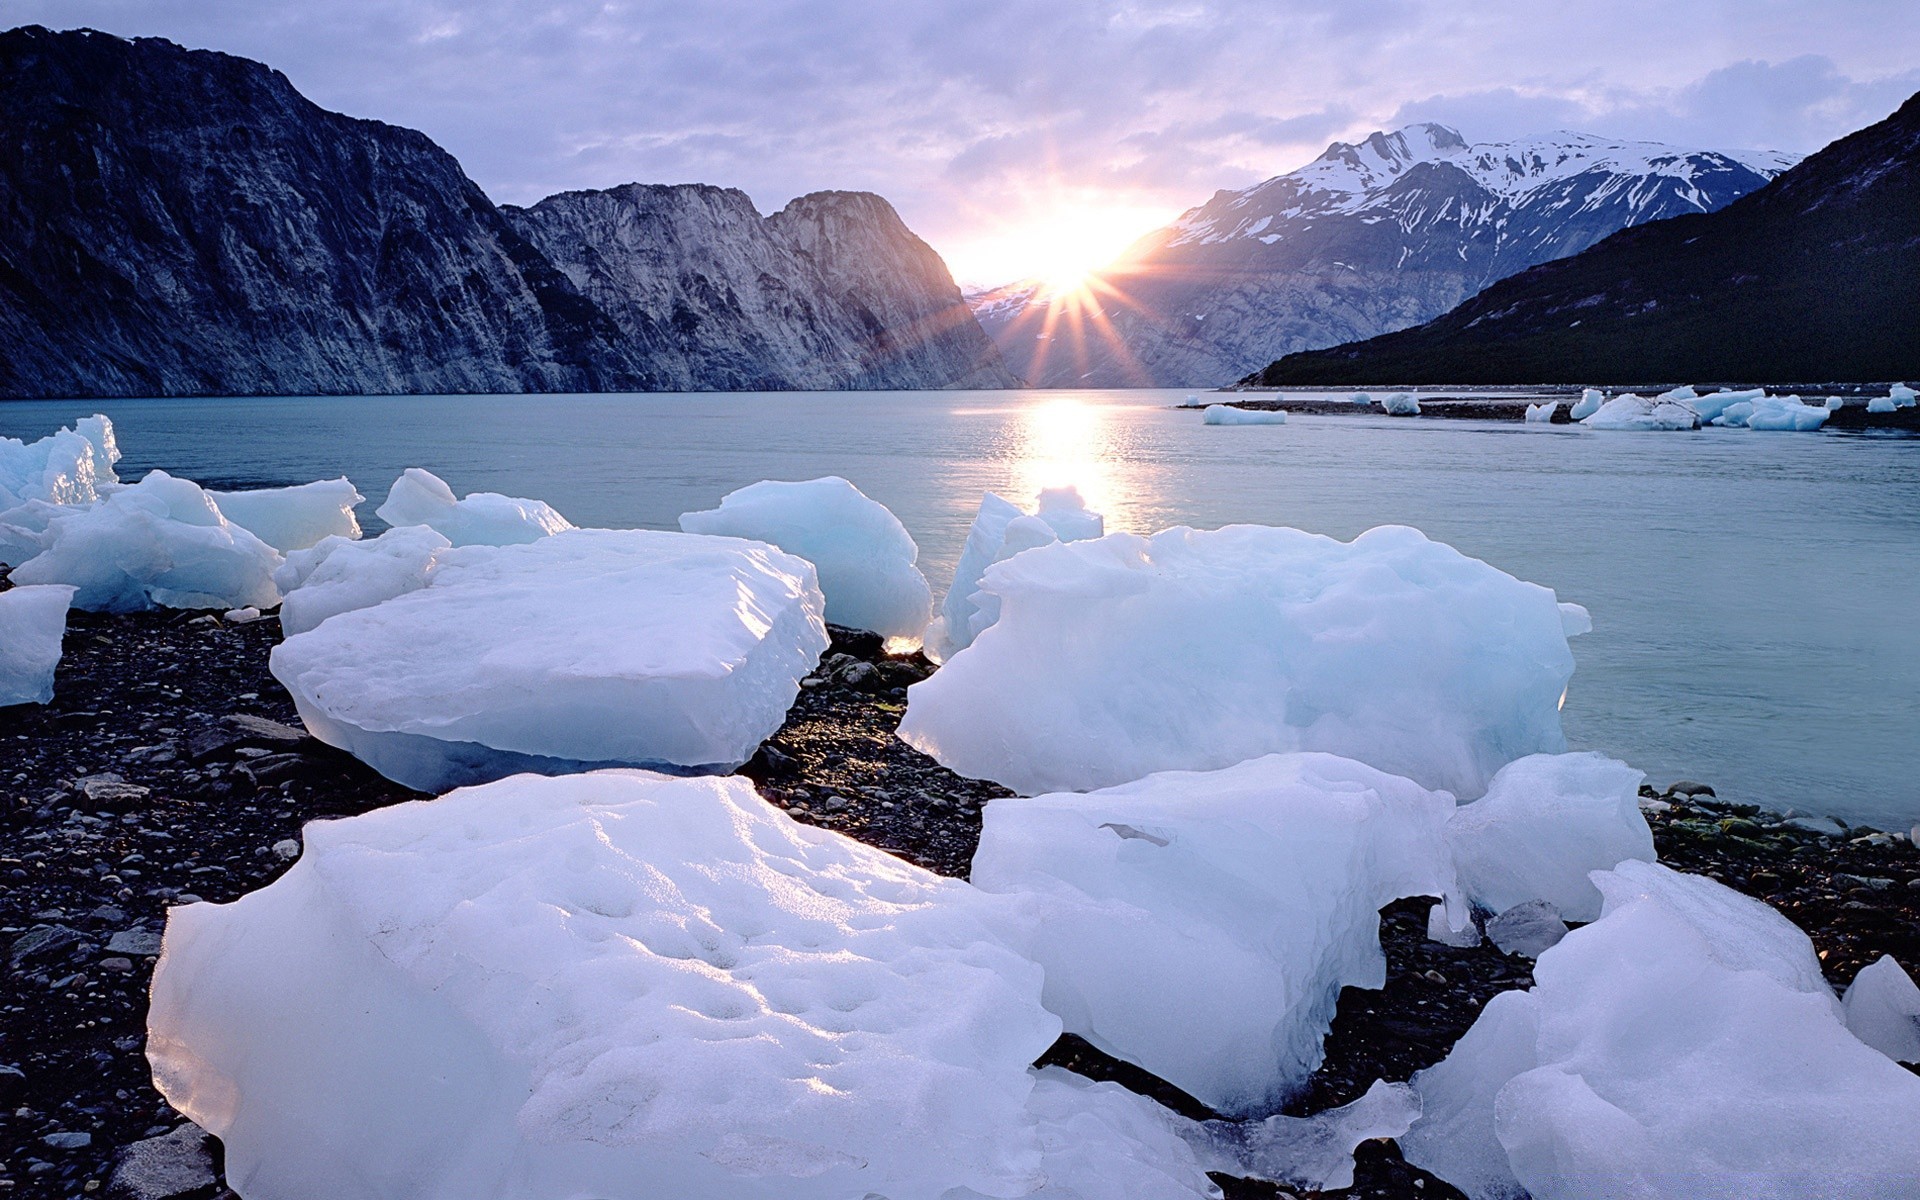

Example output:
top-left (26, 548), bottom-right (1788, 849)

top-left (946, 201), bottom-right (1174, 294)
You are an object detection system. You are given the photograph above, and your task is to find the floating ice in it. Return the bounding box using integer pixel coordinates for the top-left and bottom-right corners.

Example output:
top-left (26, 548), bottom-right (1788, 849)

top-left (1522, 402), bottom-right (1558, 424)
top-left (1202, 405), bottom-right (1286, 425)
top-left (679, 476), bottom-right (931, 639)
top-left (1867, 396), bottom-right (1897, 413)
top-left (148, 771), bottom-right (1064, 1200)
top-left (270, 529), bottom-right (827, 791)
top-left (1379, 392), bottom-right (1421, 415)
top-left (1567, 389), bottom-right (1604, 420)
top-left (1843, 955), bottom-right (1920, 1063)
top-left (274, 526), bottom-right (454, 637)
top-left (1402, 861), bottom-right (1920, 1200)
top-left (1581, 393), bottom-right (1699, 430)
top-left (1447, 752), bottom-right (1654, 922)
top-left (926, 487), bottom-right (1104, 661)
top-left (1714, 394), bottom-right (1830, 431)
top-left (0, 584), bottom-right (74, 705)
top-left (1190, 1080), bottom-right (1421, 1193)
top-left (0, 415), bottom-right (121, 565)
top-left (902, 524), bottom-right (1580, 799)
top-left (971, 753), bottom-right (1457, 1115)
top-left (374, 468), bottom-right (573, 547)
top-left (207, 479), bottom-right (364, 553)
top-left (9, 471), bottom-right (282, 612)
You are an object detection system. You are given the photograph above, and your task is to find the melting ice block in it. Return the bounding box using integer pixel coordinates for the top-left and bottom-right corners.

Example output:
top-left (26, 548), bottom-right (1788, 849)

top-left (1447, 752), bottom-right (1654, 922)
top-left (679, 476), bottom-right (932, 639)
top-left (0, 584), bottom-right (74, 705)
top-left (1402, 861), bottom-right (1920, 1200)
top-left (375, 467), bottom-right (573, 546)
top-left (1567, 389), bottom-right (1604, 420)
top-left (926, 487), bottom-right (1104, 660)
top-left (902, 524), bottom-right (1581, 799)
top-left (0, 414), bottom-right (122, 565)
top-left (1202, 405), bottom-right (1286, 425)
top-left (269, 529), bottom-right (828, 791)
top-left (274, 526), bottom-right (454, 637)
top-left (207, 478), bottom-right (364, 552)
top-left (147, 771), bottom-right (1066, 1200)
top-left (1379, 392), bottom-right (1420, 415)
top-left (1017, 1069), bottom-right (1222, 1200)
top-left (971, 753), bottom-right (1457, 1115)
top-left (1713, 393), bottom-right (1831, 431)
top-left (1843, 955), bottom-right (1920, 1063)
top-left (9, 471), bottom-right (282, 612)
top-left (1581, 392), bottom-right (1700, 430)
top-left (1522, 402), bottom-right (1558, 424)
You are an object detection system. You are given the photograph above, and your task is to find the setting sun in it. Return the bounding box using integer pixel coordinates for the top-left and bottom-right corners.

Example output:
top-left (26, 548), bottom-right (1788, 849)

top-left (942, 199), bottom-right (1176, 292)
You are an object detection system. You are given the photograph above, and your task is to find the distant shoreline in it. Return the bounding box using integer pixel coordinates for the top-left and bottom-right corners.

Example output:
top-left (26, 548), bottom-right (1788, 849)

top-left (1201, 389), bottom-right (1920, 428)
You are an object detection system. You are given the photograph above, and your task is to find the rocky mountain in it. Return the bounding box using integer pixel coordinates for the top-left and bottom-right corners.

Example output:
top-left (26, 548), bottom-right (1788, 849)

top-left (0, 26), bottom-right (1011, 397)
top-left (975, 124), bottom-right (1796, 388)
top-left (505, 186), bottom-right (1014, 391)
top-left (1249, 92), bottom-right (1920, 386)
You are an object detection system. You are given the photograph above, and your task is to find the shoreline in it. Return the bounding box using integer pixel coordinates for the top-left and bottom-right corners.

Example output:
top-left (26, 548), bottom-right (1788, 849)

top-left (1196, 392), bottom-right (1920, 427)
top-left (2, 591), bottom-right (1916, 1199)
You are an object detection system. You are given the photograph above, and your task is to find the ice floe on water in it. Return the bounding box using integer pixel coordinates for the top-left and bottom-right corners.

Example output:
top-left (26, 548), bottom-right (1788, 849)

top-left (902, 523), bottom-right (1582, 798)
top-left (375, 467), bottom-right (573, 546)
top-left (972, 753), bottom-right (1458, 1115)
top-left (270, 529), bottom-right (829, 791)
top-left (924, 486), bottom-right (1104, 661)
top-left (1201, 404), bottom-right (1286, 425)
top-left (206, 478), bottom-right (363, 552)
top-left (679, 475), bottom-right (932, 639)
top-left (0, 583), bottom-right (73, 705)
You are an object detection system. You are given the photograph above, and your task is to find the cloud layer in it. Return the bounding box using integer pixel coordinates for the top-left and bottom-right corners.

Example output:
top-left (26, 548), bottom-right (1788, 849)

top-left (3, 0), bottom-right (1913, 282)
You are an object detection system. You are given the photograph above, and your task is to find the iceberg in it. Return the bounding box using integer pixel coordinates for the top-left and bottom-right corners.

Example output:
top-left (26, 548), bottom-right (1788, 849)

top-left (1867, 395), bottom-right (1896, 413)
top-left (1713, 394), bottom-right (1830, 431)
top-left (269, 529), bottom-right (828, 791)
top-left (9, 471), bottom-right (282, 612)
top-left (1581, 393), bottom-right (1699, 430)
top-left (374, 468), bottom-right (573, 546)
top-left (147, 771), bottom-right (1064, 1200)
top-left (207, 479), bottom-right (364, 552)
top-left (901, 524), bottom-right (1582, 799)
top-left (1201, 405), bottom-right (1286, 425)
top-left (971, 753), bottom-right (1457, 1115)
top-left (0, 583), bottom-right (74, 705)
top-left (1889, 383), bottom-right (1917, 408)
top-left (1842, 955), bottom-right (1920, 1063)
top-left (1379, 392), bottom-right (1420, 415)
top-left (925, 487), bottom-right (1104, 661)
top-left (1446, 752), bottom-right (1654, 922)
top-left (1522, 402), bottom-right (1558, 424)
top-left (678, 476), bottom-right (932, 639)
top-left (1567, 389), bottom-right (1604, 420)
top-left (275, 526), bottom-right (454, 637)
top-left (1401, 861), bottom-right (1920, 1200)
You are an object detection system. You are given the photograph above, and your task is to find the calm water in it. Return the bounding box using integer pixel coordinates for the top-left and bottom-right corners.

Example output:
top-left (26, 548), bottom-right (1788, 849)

top-left (6, 389), bottom-right (1917, 829)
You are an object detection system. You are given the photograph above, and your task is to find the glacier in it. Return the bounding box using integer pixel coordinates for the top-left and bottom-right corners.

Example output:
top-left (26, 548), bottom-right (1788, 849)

top-left (0, 583), bottom-right (74, 705)
top-left (375, 467), bottom-right (574, 546)
top-left (679, 476), bottom-right (932, 639)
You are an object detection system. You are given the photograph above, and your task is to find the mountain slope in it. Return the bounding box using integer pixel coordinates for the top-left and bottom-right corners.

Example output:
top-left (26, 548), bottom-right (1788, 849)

top-left (976, 124), bottom-right (1793, 388)
top-left (1249, 93), bottom-right (1920, 385)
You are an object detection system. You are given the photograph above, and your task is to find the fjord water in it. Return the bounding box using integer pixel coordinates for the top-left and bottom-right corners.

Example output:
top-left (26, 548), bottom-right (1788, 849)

top-left (6, 389), bottom-right (1916, 829)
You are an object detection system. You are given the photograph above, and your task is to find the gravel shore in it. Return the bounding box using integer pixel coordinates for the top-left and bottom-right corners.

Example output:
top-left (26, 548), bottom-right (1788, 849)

top-left (3, 582), bottom-right (1915, 1199)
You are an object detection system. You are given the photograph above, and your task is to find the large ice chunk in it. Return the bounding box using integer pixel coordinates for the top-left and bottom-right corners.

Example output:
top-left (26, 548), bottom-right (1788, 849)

top-left (678, 476), bottom-right (932, 639)
top-left (269, 529), bottom-right (828, 791)
top-left (374, 468), bottom-right (573, 546)
top-left (902, 524), bottom-right (1579, 799)
top-left (1402, 861), bottom-right (1920, 1200)
top-left (1447, 752), bottom-right (1654, 922)
top-left (207, 479), bottom-right (364, 552)
top-left (1201, 405), bottom-right (1286, 425)
top-left (1014, 1068), bottom-right (1222, 1200)
top-left (1868, 395), bottom-right (1897, 413)
top-left (1581, 392), bottom-right (1700, 430)
top-left (1889, 383), bottom-right (1917, 408)
top-left (274, 526), bottom-right (454, 637)
top-left (1379, 392), bottom-right (1420, 415)
top-left (0, 414), bottom-right (122, 565)
top-left (1567, 389), bottom-right (1603, 420)
top-left (9, 471), bottom-right (282, 612)
top-left (1190, 1080), bottom-right (1421, 1193)
top-left (1522, 402), bottom-right (1558, 424)
top-left (971, 753), bottom-right (1457, 1115)
top-left (1843, 955), bottom-right (1920, 1063)
top-left (926, 487), bottom-right (1104, 661)
top-left (148, 771), bottom-right (1063, 1200)
top-left (0, 584), bottom-right (74, 705)
top-left (1714, 393), bottom-right (1831, 431)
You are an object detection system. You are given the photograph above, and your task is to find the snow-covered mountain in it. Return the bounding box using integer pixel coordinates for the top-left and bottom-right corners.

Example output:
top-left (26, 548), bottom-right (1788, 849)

top-left (975, 123), bottom-right (1798, 388)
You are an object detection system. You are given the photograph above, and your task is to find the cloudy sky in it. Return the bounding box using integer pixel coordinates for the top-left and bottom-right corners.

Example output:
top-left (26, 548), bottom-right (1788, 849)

top-left (3, 0), bottom-right (1916, 284)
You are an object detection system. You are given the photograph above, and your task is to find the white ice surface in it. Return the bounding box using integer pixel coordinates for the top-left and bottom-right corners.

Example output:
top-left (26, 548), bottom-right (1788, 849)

top-left (375, 468), bottom-right (574, 546)
top-left (1379, 392), bottom-right (1420, 415)
top-left (9, 471), bottom-right (283, 612)
top-left (274, 526), bottom-right (455, 637)
top-left (902, 524), bottom-right (1580, 799)
top-left (1190, 1080), bottom-right (1421, 1193)
top-left (207, 479), bottom-right (364, 553)
top-left (1447, 752), bottom-right (1654, 922)
top-left (1843, 955), bottom-right (1920, 1063)
top-left (1890, 383), bottom-right (1917, 407)
top-left (971, 753), bottom-right (1457, 1115)
top-left (1006, 1069), bottom-right (1221, 1200)
top-left (1202, 405), bottom-right (1287, 425)
top-left (1713, 394), bottom-right (1831, 431)
top-left (1522, 402), bottom-right (1557, 424)
top-left (0, 583), bottom-right (74, 705)
top-left (927, 488), bottom-right (1104, 661)
top-left (269, 529), bottom-right (828, 791)
top-left (1581, 393), bottom-right (1700, 430)
top-left (147, 771), bottom-right (1065, 1200)
top-left (1402, 861), bottom-right (1920, 1200)
top-left (1567, 389), bottom-right (1603, 421)
top-left (679, 476), bottom-right (932, 639)
top-left (0, 415), bottom-right (121, 565)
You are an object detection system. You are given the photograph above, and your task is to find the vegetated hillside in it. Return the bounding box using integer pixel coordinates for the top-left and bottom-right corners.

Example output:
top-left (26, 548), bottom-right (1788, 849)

top-left (1248, 93), bottom-right (1920, 385)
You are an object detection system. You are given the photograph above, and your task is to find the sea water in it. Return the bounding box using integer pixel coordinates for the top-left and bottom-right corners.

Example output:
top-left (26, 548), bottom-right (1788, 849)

top-left (5, 389), bottom-right (1916, 828)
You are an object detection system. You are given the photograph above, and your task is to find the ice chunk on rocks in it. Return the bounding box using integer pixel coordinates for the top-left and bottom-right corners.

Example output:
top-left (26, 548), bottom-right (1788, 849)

top-left (0, 415), bottom-right (122, 565)
top-left (1189, 1080), bottom-right (1421, 1193)
top-left (10, 471), bottom-right (282, 612)
top-left (1012, 1068), bottom-right (1222, 1200)
top-left (1483, 899), bottom-right (1567, 957)
top-left (374, 467), bottom-right (573, 546)
top-left (274, 526), bottom-right (453, 637)
top-left (1825, 395), bottom-right (1846, 410)
top-left (1867, 395), bottom-right (1896, 413)
top-left (1890, 383), bottom-right (1917, 407)
top-left (1447, 752), bottom-right (1654, 922)
top-left (1202, 405), bottom-right (1286, 425)
top-left (1716, 394), bottom-right (1831, 431)
top-left (1567, 389), bottom-right (1604, 420)
top-left (1427, 898), bottom-right (1482, 947)
top-left (679, 476), bottom-right (932, 639)
top-left (148, 771), bottom-right (1062, 1200)
top-left (1843, 955), bottom-right (1920, 1063)
top-left (1522, 402), bottom-right (1557, 423)
top-left (1403, 861), bottom-right (1920, 1200)
top-left (270, 529), bottom-right (828, 791)
top-left (0, 584), bottom-right (74, 705)
top-left (1379, 391), bottom-right (1420, 415)
top-left (1682, 387), bottom-right (1764, 424)
top-left (207, 478), bottom-right (363, 552)
top-left (1581, 392), bottom-right (1700, 430)
top-left (902, 523), bottom-right (1579, 799)
top-left (926, 487), bottom-right (1104, 660)
top-left (971, 753), bottom-right (1457, 1115)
